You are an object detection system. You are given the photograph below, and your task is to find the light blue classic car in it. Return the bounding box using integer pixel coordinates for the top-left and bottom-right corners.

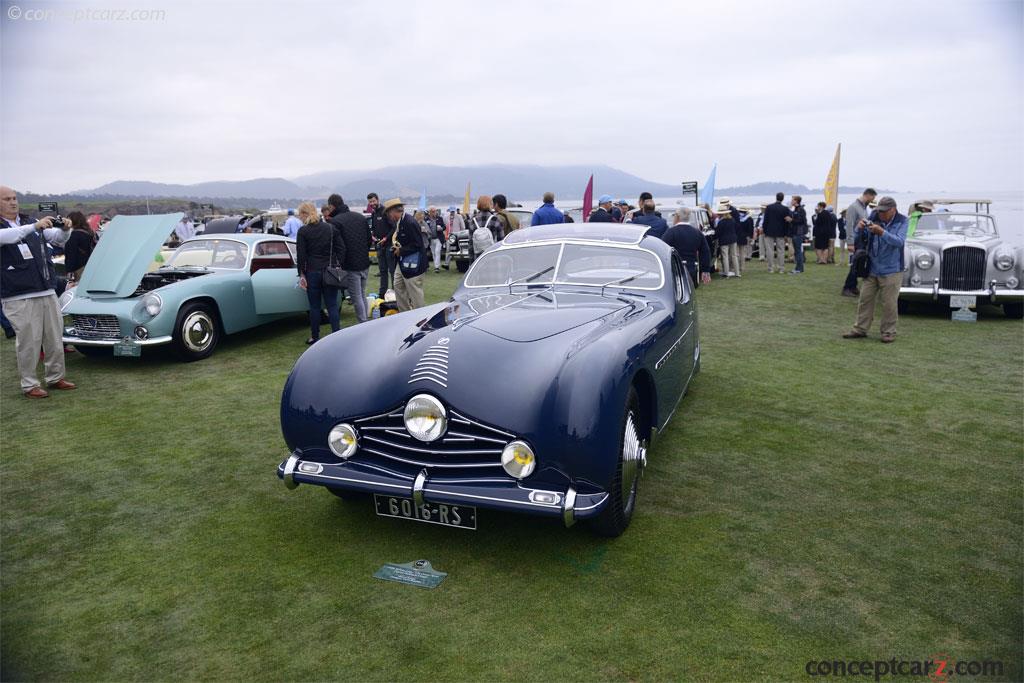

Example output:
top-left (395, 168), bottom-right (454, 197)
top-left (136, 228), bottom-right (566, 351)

top-left (62, 213), bottom-right (308, 360)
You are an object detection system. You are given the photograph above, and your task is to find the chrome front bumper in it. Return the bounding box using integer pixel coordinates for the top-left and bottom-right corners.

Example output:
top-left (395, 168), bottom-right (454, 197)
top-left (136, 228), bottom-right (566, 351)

top-left (62, 333), bottom-right (173, 347)
top-left (278, 451), bottom-right (607, 527)
top-left (900, 279), bottom-right (1024, 301)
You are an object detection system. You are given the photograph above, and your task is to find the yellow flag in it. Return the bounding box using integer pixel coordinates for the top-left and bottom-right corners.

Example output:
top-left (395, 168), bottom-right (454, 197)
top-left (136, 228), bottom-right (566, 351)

top-left (462, 182), bottom-right (471, 215)
top-left (824, 143), bottom-right (841, 210)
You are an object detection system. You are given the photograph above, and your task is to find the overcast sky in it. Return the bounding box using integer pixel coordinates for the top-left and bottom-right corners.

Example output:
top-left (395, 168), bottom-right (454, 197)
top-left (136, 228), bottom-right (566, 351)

top-left (1, 0), bottom-right (1021, 194)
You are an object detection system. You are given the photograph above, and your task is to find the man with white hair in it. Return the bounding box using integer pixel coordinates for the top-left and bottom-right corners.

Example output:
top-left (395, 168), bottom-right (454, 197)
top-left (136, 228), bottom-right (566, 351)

top-left (661, 206), bottom-right (712, 287)
top-left (0, 185), bottom-right (77, 398)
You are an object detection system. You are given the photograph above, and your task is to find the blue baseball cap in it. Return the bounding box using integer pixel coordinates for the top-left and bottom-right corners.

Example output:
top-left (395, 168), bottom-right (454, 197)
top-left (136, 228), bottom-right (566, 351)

top-left (598, 194), bottom-right (613, 204)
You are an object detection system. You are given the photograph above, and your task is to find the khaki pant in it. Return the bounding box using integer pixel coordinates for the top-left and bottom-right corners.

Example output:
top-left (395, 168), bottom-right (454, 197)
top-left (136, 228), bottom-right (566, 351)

top-left (2, 293), bottom-right (66, 391)
top-left (853, 273), bottom-right (901, 337)
top-left (765, 236), bottom-right (788, 272)
top-left (719, 242), bottom-right (740, 275)
top-left (393, 266), bottom-right (425, 312)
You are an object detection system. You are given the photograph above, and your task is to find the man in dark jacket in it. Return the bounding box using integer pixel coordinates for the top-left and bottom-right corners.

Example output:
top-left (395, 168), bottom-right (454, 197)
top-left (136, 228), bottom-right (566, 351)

top-left (713, 206), bottom-right (740, 277)
top-left (366, 192), bottom-right (393, 298)
top-left (789, 195), bottom-right (808, 273)
top-left (327, 193), bottom-right (372, 323)
top-left (385, 198), bottom-right (427, 312)
top-left (589, 195), bottom-right (616, 222)
top-left (760, 192), bottom-right (793, 274)
top-left (630, 195), bottom-right (669, 239)
top-left (662, 207), bottom-right (712, 287)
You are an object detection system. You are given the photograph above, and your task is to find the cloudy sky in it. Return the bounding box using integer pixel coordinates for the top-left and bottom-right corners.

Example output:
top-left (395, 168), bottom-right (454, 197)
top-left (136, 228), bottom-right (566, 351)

top-left (1, 0), bottom-right (1021, 194)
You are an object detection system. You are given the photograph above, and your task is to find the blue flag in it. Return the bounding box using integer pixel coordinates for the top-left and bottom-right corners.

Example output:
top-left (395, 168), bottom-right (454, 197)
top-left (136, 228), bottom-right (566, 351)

top-left (699, 164), bottom-right (717, 206)
top-left (418, 188), bottom-right (428, 211)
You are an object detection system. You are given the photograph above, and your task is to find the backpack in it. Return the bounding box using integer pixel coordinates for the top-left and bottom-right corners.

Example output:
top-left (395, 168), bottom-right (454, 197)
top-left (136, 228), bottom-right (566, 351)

top-left (471, 213), bottom-right (496, 254)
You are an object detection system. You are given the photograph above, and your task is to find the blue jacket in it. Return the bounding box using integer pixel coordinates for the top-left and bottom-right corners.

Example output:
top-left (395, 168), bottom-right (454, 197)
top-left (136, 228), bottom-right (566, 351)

top-left (630, 211), bottom-right (669, 240)
top-left (856, 210), bottom-right (908, 276)
top-left (531, 202), bottom-right (564, 226)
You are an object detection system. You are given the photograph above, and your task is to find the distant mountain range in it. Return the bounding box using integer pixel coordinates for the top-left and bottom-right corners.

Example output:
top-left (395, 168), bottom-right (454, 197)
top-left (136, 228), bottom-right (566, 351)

top-left (66, 166), bottom-right (890, 207)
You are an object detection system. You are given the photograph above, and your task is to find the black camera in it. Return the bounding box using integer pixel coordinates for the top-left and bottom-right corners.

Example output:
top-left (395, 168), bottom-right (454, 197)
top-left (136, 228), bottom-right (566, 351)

top-left (37, 202), bottom-right (64, 227)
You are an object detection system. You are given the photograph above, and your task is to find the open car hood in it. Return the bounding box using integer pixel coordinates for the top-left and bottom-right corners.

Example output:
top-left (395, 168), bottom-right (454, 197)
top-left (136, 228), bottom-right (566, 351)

top-left (449, 290), bottom-right (633, 342)
top-left (76, 213), bottom-right (183, 298)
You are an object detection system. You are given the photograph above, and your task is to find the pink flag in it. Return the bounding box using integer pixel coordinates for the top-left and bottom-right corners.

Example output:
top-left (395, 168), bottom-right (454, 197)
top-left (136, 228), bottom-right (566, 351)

top-left (582, 174), bottom-right (594, 222)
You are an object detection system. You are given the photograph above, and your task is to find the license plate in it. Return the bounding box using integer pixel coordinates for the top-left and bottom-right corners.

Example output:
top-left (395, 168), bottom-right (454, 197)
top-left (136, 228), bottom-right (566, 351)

top-left (373, 495), bottom-right (476, 530)
top-left (950, 295), bottom-right (977, 309)
top-left (113, 340), bottom-right (141, 357)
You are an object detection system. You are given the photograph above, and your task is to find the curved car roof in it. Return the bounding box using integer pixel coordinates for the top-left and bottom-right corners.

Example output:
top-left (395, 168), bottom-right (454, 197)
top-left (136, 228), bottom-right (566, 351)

top-left (503, 223), bottom-right (646, 246)
top-left (182, 233), bottom-right (294, 244)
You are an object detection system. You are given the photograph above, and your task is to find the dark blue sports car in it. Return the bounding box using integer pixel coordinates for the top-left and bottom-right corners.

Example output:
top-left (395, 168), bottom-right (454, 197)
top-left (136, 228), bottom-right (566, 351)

top-left (277, 223), bottom-right (700, 536)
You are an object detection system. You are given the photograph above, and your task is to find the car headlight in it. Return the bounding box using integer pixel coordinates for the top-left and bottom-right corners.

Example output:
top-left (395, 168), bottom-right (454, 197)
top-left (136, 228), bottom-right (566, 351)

top-left (449, 235), bottom-right (457, 245)
top-left (501, 440), bottom-right (536, 479)
top-left (58, 285), bottom-right (76, 312)
top-left (143, 292), bottom-right (162, 316)
top-left (994, 250), bottom-right (1015, 271)
top-left (403, 394), bottom-right (446, 442)
top-left (328, 423), bottom-right (358, 458)
top-left (914, 252), bottom-right (935, 270)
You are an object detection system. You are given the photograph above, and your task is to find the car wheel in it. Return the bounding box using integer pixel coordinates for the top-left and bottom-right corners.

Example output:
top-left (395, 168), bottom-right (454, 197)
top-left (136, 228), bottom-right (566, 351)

top-left (172, 302), bottom-right (220, 361)
top-left (456, 260), bottom-right (470, 273)
top-left (74, 345), bottom-right (111, 358)
top-left (327, 487), bottom-right (366, 501)
top-left (589, 386), bottom-right (645, 537)
top-left (1004, 302), bottom-right (1023, 319)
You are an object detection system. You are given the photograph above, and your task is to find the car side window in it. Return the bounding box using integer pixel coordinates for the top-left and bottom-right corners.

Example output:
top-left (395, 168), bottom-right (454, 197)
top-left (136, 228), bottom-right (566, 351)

top-left (672, 256), bottom-right (690, 304)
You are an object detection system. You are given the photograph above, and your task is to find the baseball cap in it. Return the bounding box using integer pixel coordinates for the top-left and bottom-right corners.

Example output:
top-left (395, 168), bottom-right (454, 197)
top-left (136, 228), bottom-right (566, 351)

top-left (598, 194), bottom-right (613, 204)
top-left (876, 197), bottom-right (897, 211)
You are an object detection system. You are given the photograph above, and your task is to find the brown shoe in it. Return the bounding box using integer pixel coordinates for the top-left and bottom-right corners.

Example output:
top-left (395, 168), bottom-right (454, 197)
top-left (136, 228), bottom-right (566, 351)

top-left (842, 331), bottom-right (867, 339)
top-left (24, 387), bottom-right (49, 398)
top-left (841, 289), bottom-right (858, 298)
top-left (48, 379), bottom-right (77, 390)
top-left (880, 335), bottom-right (896, 344)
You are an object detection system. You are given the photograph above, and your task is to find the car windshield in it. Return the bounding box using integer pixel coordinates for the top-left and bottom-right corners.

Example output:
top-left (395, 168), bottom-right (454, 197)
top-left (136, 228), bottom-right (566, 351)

top-left (914, 213), bottom-right (997, 237)
top-left (465, 243), bottom-right (662, 289)
top-left (166, 239), bottom-right (249, 269)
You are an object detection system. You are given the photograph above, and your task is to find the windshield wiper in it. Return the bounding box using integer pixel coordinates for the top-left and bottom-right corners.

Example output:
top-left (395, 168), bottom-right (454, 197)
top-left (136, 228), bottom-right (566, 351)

top-left (600, 274), bottom-right (638, 295)
top-left (507, 266), bottom-right (554, 293)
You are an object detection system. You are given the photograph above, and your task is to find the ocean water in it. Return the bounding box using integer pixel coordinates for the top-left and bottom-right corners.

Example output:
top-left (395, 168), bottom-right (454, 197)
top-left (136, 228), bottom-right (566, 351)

top-left (518, 189), bottom-right (1024, 245)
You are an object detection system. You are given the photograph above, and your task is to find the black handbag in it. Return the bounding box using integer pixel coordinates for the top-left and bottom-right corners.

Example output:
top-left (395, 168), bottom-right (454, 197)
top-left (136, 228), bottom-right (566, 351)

top-left (852, 233), bottom-right (872, 278)
top-left (324, 244), bottom-right (345, 287)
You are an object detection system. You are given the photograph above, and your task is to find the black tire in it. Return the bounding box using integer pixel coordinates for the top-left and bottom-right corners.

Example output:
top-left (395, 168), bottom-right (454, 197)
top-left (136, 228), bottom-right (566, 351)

top-left (455, 260), bottom-right (470, 273)
top-left (327, 487), bottom-right (365, 501)
top-left (1004, 303), bottom-right (1024, 319)
top-left (172, 302), bottom-right (220, 362)
top-left (897, 299), bottom-right (910, 314)
top-left (589, 386), bottom-right (644, 537)
top-left (74, 345), bottom-right (112, 358)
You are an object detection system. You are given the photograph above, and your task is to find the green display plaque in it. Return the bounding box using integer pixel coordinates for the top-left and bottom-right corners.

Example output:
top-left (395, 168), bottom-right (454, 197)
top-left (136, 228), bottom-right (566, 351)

top-left (374, 559), bottom-right (447, 589)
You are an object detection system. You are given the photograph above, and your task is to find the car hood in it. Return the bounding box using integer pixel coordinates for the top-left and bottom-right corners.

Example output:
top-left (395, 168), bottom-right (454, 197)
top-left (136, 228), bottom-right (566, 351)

top-left (76, 213), bottom-right (183, 299)
top-left (909, 233), bottom-right (999, 248)
top-left (449, 290), bottom-right (633, 342)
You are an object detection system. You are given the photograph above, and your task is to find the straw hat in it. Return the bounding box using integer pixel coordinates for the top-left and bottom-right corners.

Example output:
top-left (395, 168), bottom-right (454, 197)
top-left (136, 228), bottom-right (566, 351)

top-left (383, 198), bottom-right (405, 211)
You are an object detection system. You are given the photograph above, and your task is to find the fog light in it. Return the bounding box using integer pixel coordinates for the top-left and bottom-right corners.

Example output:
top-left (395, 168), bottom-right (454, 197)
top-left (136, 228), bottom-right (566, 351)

top-left (501, 440), bottom-right (536, 479)
top-left (528, 490), bottom-right (560, 505)
top-left (910, 274), bottom-right (922, 286)
top-left (134, 326), bottom-right (149, 340)
top-left (298, 462), bottom-right (323, 474)
top-left (328, 423), bottom-right (358, 459)
top-left (1007, 276), bottom-right (1020, 289)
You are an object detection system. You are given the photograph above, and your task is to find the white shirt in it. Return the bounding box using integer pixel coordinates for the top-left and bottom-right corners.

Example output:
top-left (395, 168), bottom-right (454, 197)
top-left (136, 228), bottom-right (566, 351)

top-left (175, 218), bottom-right (195, 241)
top-left (282, 216), bottom-right (302, 239)
top-left (1, 215), bottom-right (70, 302)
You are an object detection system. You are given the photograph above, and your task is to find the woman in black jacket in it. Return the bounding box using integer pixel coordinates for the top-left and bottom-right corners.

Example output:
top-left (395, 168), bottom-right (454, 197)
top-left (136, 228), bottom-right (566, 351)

top-left (64, 211), bottom-right (97, 281)
top-left (295, 202), bottom-right (340, 344)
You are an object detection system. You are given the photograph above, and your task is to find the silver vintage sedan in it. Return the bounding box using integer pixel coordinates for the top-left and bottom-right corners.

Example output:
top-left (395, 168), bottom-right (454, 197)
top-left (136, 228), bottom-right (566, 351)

top-left (899, 199), bottom-right (1023, 318)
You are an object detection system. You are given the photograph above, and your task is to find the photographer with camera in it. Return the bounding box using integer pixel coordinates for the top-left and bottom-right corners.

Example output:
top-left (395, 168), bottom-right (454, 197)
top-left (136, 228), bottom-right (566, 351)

top-left (0, 187), bottom-right (78, 398)
top-left (841, 196), bottom-right (908, 343)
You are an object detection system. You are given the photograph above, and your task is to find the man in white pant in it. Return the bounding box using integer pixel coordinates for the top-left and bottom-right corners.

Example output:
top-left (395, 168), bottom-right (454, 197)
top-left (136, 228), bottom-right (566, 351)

top-left (426, 206), bottom-right (445, 273)
top-left (759, 192), bottom-right (793, 274)
top-left (0, 186), bottom-right (77, 398)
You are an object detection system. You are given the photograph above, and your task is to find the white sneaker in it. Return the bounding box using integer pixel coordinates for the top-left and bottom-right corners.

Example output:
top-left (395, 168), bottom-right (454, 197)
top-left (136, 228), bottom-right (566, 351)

top-left (727, 272), bottom-right (736, 277)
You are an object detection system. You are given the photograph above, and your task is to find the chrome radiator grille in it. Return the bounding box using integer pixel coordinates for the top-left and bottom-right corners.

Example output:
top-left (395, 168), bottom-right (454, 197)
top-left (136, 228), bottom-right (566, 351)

top-left (940, 247), bottom-right (986, 291)
top-left (71, 314), bottom-right (121, 340)
top-left (352, 407), bottom-right (512, 469)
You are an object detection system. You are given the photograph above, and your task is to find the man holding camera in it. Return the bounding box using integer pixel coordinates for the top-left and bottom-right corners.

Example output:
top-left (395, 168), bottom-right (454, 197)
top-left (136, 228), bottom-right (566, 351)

top-left (842, 196), bottom-right (908, 343)
top-left (0, 186), bottom-right (77, 398)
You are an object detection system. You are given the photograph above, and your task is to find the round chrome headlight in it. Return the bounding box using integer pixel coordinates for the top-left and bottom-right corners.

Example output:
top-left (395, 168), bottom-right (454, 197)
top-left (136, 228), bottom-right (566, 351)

top-left (328, 423), bottom-right (358, 459)
top-left (448, 234), bottom-right (457, 245)
top-left (143, 292), bottom-right (162, 316)
top-left (994, 250), bottom-right (1015, 271)
top-left (914, 252), bottom-right (934, 270)
top-left (501, 440), bottom-right (536, 479)
top-left (403, 394), bottom-right (447, 442)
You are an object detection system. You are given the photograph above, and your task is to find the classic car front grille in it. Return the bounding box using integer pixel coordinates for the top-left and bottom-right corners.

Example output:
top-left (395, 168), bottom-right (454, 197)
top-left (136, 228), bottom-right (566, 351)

top-left (941, 246), bottom-right (986, 291)
top-left (457, 238), bottom-right (469, 254)
top-left (71, 314), bottom-right (121, 340)
top-left (352, 406), bottom-right (512, 469)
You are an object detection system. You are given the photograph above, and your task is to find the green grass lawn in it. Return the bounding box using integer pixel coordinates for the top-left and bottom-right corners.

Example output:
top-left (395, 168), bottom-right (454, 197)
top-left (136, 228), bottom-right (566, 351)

top-left (2, 261), bottom-right (1021, 681)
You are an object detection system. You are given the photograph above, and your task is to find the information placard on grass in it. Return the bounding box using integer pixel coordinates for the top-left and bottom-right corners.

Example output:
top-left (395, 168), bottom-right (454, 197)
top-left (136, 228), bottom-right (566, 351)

top-left (374, 560), bottom-right (447, 589)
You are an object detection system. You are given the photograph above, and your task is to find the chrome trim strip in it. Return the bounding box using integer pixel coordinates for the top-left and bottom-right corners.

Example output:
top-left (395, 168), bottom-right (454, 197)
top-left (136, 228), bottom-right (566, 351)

top-left (445, 430), bottom-right (507, 445)
top-left (562, 487), bottom-right (577, 527)
top-left (300, 471), bottom-right (411, 491)
top-left (359, 447), bottom-right (500, 469)
top-left (449, 411), bottom-right (516, 439)
top-left (361, 434), bottom-right (501, 457)
top-left (409, 369), bottom-right (448, 382)
top-left (413, 469), bottom-right (427, 507)
top-left (282, 453), bottom-right (300, 489)
top-left (654, 321), bottom-right (693, 371)
top-left (575, 493), bottom-right (609, 512)
top-left (425, 487), bottom-right (566, 509)
top-left (407, 376), bottom-right (447, 389)
top-left (62, 334), bottom-right (173, 347)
